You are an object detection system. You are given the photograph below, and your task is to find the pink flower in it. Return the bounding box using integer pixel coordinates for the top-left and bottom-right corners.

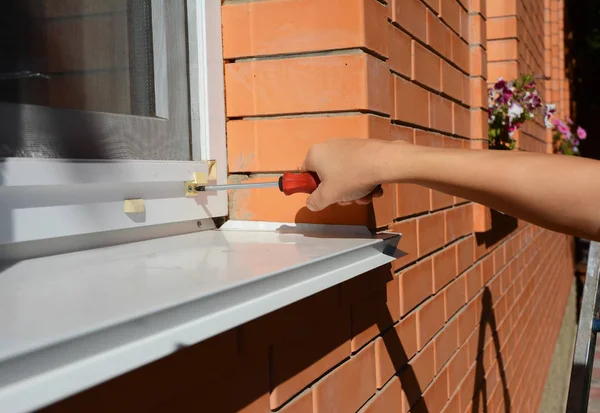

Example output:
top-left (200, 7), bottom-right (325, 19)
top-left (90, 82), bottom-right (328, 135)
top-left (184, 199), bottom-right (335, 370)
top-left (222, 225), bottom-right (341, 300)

top-left (558, 124), bottom-right (570, 136)
top-left (577, 126), bottom-right (587, 140)
top-left (566, 116), bottom-right (573, 125)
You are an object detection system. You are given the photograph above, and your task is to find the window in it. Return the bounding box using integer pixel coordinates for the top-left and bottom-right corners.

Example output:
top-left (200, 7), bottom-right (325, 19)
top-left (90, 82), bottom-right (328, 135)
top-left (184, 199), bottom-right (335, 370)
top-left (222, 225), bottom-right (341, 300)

top-left (0, 0), bottom-right (227, 257)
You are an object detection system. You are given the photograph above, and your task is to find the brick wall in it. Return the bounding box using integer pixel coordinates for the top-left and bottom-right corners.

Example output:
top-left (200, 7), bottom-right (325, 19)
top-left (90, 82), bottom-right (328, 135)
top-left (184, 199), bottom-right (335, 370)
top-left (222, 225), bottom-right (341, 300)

top-left (43, 1), bottom-right (575, 412)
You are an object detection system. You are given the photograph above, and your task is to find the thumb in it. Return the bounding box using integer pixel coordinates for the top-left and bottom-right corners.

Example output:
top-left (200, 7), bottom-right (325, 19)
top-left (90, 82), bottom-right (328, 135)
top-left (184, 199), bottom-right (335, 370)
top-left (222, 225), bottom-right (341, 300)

top-left (306, 183), bottom-right (335, 212)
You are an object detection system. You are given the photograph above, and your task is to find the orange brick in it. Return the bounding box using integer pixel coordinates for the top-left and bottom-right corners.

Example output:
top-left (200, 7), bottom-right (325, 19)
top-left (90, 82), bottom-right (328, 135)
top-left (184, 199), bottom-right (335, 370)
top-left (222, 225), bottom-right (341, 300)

top-left (470, 77), bottom-right (488, 108)
top-left (422, 369), bottom-right (449, 412)
top-left (459, 4), bottom-right (469, 41)
top-left (230, 176), bottom-right (371, 225)
top-left (453, 103), bottom-right (471, 138)
top-left (469, 0), bottom-right (487, 17)
top-left (494, 245), bottom-right (506, 272)
top-left (452, 34), bottom-right (470, 72)
top-left (481, 254), bottom-right (494, 283)
top-left (374, 182), bottom-right (397, 228)
top-left (430, 94), bottom-right (453, 134)
top-left (412, 41), bottom-right (442, 90)
top-left (441, 61), bottom-right (464, 101)
top-left (459, 368), bottom-right (477, 412)
top-left (456, 237), bottom-right (475, 275)
top-left (313, 343), bottom-right (377, 413)
top-left (469, 46), bottom-right (487, 77)
top-left (487, 39), bottom-right (518, 61)
top-left (392, 0), bottom-right (427, 42)
top-left (361, 377), bottom-right (404, 413)
top-left (433, 246), bottom-right (458, 292)
top-left (487, 0), bottom-right (516, 18)
top-left (417, 294), bottom-right (446, 347)
top-left (447, 344), bottom-right (469, 394)
top-left (443, 136), bottom-right (463, 149)
top-left (225, 53), bottom-right (391, 117)
top-left (431, 189), bottom-right (455, 211)
top-left (468, 14), bottom-right (486, 46)
top-left (487, 16), bottom-right (518, 40)
top-left (445, 204), bottom-right (473, 243)
top-left (375, 312), bottom-right (418, 387)
top-left (279, 390), bottom-right (313, 413)
top-left (418, 212), bottom-right (447, 256)
top-left (441, 390), bottom-right (460, 413)
top-left (407, 341), bottom-right (436, 391)
top-left (488, 61), bottom-right (518, 82)
top-left (455, 0), bottom-right (468, 9)
top-left (441, 0), bottom-right (460, 34)
top-left (470, 109), bottom-right (488, 140)
top-left (415, 130), bottom-right (444, 147)
top-left (389, 24), bottom-right (412, 76)
top-left (488, 275), bottom-right (502, 302)
top-left (227, 115), bottom-right (390, 172)
top-left (423, 0), bottom-right (441, 13)
top-left (462, 74), bottom-right (471, 106)
top-left (392, 124), bottom-right (415, 142)
top-left (457, 301), bottom-right (477, 343)
top-left (427, 10), bottom-right (452, 59)
top-left (445, 274), bottom-right (467, 318)
top-left (400, 259), bottom-right (434, 316)
top-left (392, 219), bottom-right (419, 270)
top-left (397, 184), bottom-right (431, 219)
top-left (435, 320), bottom-right (459, 371)
top-left (394, 76), bottom-right (429, 126)
top-left (222, 0), bottom-right (388, 59)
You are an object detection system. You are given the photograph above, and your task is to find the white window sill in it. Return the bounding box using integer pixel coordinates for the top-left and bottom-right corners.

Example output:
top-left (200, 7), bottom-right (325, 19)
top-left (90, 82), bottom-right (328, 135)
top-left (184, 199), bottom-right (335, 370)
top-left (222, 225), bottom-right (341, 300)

top-left (0, 221), bottom-right (402, 413)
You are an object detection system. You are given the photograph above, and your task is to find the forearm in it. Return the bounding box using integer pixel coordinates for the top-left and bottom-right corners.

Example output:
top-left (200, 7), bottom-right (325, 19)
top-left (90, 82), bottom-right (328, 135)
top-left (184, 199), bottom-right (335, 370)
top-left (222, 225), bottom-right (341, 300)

top-left (381, 143), bottom-right (600, 241)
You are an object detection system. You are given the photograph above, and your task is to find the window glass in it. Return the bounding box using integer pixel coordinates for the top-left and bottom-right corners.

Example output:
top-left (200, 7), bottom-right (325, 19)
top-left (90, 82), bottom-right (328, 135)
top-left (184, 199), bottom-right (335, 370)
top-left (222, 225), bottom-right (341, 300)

top-left (0, 0), bottom-right (192, 161)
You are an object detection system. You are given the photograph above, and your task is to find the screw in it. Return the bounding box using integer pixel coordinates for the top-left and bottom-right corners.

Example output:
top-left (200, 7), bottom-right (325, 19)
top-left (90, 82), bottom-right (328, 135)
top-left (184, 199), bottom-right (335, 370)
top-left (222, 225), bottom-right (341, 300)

top-left (197, 221), bottom-right (203, 229)
top-left (188, 185), bottom-right (193, 191)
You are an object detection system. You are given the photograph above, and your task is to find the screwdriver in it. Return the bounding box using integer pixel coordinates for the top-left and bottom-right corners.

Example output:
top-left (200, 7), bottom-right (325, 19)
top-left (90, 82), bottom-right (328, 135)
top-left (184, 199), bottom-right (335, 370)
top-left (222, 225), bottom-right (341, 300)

top-left (196, 171), bottom-right (321, 195)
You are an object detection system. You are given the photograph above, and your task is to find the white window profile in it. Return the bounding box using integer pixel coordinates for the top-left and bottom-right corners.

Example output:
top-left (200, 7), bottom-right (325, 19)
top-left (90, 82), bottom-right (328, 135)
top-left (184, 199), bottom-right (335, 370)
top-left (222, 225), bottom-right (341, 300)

top-left (0, 1), bottom-right (227, 258)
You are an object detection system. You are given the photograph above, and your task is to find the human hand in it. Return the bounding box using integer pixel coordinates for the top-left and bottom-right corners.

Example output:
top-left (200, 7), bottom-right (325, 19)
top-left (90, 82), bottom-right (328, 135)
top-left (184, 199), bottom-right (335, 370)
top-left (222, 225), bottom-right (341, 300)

top-left (301, 139), bottom-right (405, 211)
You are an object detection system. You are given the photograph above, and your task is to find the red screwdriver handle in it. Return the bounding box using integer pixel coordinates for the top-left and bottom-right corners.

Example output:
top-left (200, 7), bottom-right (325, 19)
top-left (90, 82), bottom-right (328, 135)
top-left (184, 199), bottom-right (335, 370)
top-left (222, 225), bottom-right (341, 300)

top-left (278, 172), bottom-right (321, 195)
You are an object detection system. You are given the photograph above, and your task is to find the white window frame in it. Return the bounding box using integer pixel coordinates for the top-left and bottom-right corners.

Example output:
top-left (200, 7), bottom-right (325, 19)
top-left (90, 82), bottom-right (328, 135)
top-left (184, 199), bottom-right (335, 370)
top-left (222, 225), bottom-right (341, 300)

top-left (0, 1), bottom-right (227, 257)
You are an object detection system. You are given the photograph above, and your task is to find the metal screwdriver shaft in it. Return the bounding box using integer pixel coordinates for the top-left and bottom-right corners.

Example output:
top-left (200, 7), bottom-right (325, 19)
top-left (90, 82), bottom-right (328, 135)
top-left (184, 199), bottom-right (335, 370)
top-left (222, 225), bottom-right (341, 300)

top-left (197, 182), bottom-right (279, 191)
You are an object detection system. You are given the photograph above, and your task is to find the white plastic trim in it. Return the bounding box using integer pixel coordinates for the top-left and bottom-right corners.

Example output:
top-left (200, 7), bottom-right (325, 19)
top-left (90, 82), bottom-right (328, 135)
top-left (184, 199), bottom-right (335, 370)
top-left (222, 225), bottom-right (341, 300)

top-left (0, 158), bottom-right (228, 246)
top-left (0, 222), bottom-right (402, 413)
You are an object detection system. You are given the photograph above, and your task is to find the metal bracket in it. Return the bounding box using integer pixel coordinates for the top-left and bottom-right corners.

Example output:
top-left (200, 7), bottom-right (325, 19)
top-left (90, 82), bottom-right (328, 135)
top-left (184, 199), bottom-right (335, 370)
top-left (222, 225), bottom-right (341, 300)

top-left (184, 172), bottom-right (207, 197)
top-left (185, 161), bottom-right (216, 197)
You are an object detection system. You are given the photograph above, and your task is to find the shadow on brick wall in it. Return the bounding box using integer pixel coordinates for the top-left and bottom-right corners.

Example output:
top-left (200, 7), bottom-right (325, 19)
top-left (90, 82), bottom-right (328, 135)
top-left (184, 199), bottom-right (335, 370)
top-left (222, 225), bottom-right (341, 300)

top-left (471, 288), bottom-right (511, 413)
top-left (475, 210), bottom-right (519, 250)
top-left (39, 264), bottom-right (433, 412)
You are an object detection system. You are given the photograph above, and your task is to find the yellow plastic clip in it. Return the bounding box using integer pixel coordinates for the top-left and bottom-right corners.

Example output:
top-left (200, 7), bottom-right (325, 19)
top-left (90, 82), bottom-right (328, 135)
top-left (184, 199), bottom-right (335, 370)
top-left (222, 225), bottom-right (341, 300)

top-left (124, 198), bottom-right (145, 213)
top-left (185, 172), bottom-right (208, 197)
